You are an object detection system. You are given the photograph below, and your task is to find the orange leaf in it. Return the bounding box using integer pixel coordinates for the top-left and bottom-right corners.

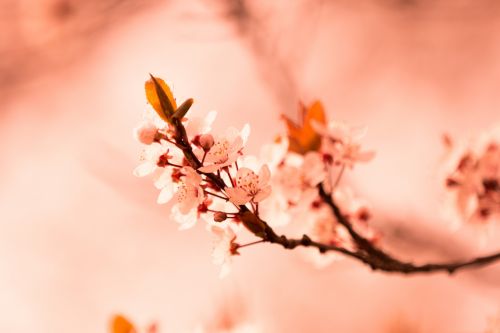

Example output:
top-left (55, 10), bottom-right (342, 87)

top-left (282, 101), bottom-right (326, 154)
top-left (110, 314), bottom-right (137, 333)
top-left (145, 76), bottom-right (177, 122)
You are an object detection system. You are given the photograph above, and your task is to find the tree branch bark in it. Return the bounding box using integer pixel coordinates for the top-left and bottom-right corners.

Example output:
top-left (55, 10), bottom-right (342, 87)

top-left (169, 107), bottom-right (500, 275)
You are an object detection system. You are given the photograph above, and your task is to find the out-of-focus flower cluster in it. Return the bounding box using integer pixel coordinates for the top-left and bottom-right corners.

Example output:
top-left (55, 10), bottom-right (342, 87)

top-left (443, 128), bottom-right (500, 228)
top-left (134, 76), bottom-right (377, 276)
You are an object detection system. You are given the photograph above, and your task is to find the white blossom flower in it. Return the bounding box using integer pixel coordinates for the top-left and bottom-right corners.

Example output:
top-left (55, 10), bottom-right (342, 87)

top-left (442, 126), bottom-right (500, 230)
top-left (208, 223), bottom-right (238, 278)
top-left (133, 142), bottom-right (170, 177)
top-left (275, 152), bottom-right (325, 204)
top-left (174, 167), bottom-right (205, 214)
top-left (133, 120), bottom-right (159, 145)
top-left (198, 125), bottom-right (250, 173)
top-left (313, 120), bottom-right (375, 168)
top-left (171, 205), bottom-right (200, 230)
top-left (225, 165), bottom-right (272, 205)
top-left (185, 110), bottom-right (217, 138)
top-left (155, 167), bottom-right (176, 204)
top-left (163, 167), bottom-right (206, 229)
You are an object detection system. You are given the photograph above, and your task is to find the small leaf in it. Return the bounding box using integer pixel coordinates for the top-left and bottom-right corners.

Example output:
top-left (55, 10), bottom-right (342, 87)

top-left (282, 101), bottom-right (326, 154)
top-left (145, 75), bottom-right (177, 122)
top-left (110, 314), bottom-right (137, 333)
top-left (173, 98), bottom-right (194, 119)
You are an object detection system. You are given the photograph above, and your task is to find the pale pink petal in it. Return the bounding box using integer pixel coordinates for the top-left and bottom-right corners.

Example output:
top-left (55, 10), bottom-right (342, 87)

top-left (157, 187), bottom-right (174, 204)
top-left (171, 206), bottom-right (198, 230)
top-left (229, 136), bottom-right (244, 155)
top-left (154, 169), bottom-right (172, 189)
top-left (258, 164), bottom-right (271, 187)
top-left (133, 162), bottom-right (155, 177)
top-left (254, 185), bottom-right (272, 202)
top-left (198, 164), bottom-right (222, 173)
top-left (225, 187), bottom-right (251, 205)
top-left (240, 123), bottom-right (251, 145)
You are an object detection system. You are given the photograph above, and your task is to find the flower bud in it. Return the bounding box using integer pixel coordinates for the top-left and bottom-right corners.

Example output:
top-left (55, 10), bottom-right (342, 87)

top-left (213, 211), bottom-right (227, 222)
top-left (134, 121), bottom-right (158, 145)
top-left (199, 134), bottom-right (215, 151)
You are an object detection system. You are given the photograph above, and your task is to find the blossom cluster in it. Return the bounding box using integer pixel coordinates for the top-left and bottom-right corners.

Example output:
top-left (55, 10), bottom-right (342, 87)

top-left (443, 128), bottom-right (500, 228)
top-left (132, 76), bottom-right (378, 276)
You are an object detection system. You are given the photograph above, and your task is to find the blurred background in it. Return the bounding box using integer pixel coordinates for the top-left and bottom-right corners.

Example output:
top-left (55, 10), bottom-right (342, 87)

top-left (1, 0), bottom-right (500, 332)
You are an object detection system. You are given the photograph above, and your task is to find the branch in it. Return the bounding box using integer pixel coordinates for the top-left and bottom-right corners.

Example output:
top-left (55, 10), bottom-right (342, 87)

top-left (316, 183), bottom-right (500, 274)
top-left (168, 108), bottom-right (500, 275)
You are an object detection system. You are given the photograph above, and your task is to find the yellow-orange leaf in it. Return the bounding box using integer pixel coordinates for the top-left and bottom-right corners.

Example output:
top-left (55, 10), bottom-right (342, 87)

top-left (282, 101), bottom-right (326, 154)
top-left (110, 314), bottom-right (137, 333)
top-left (145, 76), bottom-right (177, 122)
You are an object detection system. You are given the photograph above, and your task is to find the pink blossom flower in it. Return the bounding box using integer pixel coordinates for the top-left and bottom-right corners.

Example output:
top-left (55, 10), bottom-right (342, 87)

top-left (173, 167), bottom-right (205, 215)
top-left (133, 120), bottom-right (159, 145)
top-left (198, 125), bottom-right (250, 173)
top-left (225, 165), bottom-right (272, 205)
top-left (133, 142), bottom-right (170, 177)
top-left (275, 152), bottom-right (325, 204)
top-left (185, 110), bottom-right (217, 138)
top-left (443, 128), bottom-right (500, 228)
top-left (313, 120), bottom-right (375, 168)
top-left (208, 224), bottom-right (238, 278)
top-left (155, 168), bottom-right (176, 204)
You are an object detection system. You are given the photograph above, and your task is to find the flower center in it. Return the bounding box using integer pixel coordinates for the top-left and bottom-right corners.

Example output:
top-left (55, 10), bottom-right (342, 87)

top-left (237, 171), bottom-right (259, 195)
top-left (208, 140), bottom-right (230, 164)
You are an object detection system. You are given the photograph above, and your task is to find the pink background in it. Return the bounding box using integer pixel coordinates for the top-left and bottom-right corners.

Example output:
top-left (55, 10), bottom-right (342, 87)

top-left (1, 1), bottom-right (499, 332)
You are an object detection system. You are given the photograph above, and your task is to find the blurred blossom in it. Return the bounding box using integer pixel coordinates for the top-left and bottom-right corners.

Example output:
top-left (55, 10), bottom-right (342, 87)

top-left (442, 125), bottom-right (500, 235)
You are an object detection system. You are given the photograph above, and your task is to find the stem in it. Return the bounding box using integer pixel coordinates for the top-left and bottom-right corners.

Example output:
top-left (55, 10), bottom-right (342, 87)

top-left (167, 161), bottom-right (183, 168)
top-left (204, 190), bottom-right (228, 201)
top-left (236, 239), bottom-right (265, 249)
top-left (201, 151), bottom-right (207, 165)
top-left (331, 164), bottom-right (345, 190)
top-left (225, 167), bottom-right (235, 187)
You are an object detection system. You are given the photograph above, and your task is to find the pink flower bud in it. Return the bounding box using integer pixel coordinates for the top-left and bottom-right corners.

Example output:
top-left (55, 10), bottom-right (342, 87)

top-left (199, 134), bottom-right (215, 151)
top-left (213, 211), bottom-right (227, 222)
top-left (134, 121), bottom-right (158, 145)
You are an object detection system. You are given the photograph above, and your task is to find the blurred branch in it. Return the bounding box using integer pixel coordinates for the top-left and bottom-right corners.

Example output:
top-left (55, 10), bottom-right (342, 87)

top-left (0, 0), bottom-right (156, 104)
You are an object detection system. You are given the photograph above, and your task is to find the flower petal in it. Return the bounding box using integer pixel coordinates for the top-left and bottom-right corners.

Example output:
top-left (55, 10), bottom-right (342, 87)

top-left (226, 187), bottom-right (250, 205)
top-left (133, 162), bottom-right (155, 177)
top-left (157, 186), bottom-right (174, 204)
top-left (258, 164), bottom-right (271, 187)
top-left (254, 185), bottom-right (272, 202)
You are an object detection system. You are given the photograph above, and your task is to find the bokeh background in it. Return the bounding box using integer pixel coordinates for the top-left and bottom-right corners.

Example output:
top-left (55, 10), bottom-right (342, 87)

top-left (1, 0), bottom-right (500, 332)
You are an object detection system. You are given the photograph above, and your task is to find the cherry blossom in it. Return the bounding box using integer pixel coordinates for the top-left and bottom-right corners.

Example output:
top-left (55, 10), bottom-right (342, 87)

top-left (133, 142), bottom-right (170, 177)
top-left (185, 110), bottom-right (217, 138)
top-left (443, 128), bottom-right (500, 227)
top-left (173, 167), bottom-right (205, 214)
top-left (208, 224), bottom-right (238, 278)
top-left (313, 120), bottom-right (375, 168)
top-left (133, 120), bottom-right (159, 145)
top-left (225, 165), bottom-right (272, 206)
top-left (274, 152), bottom-right (325, 204)
top-left (198, 125), bottom-right (250, 173)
